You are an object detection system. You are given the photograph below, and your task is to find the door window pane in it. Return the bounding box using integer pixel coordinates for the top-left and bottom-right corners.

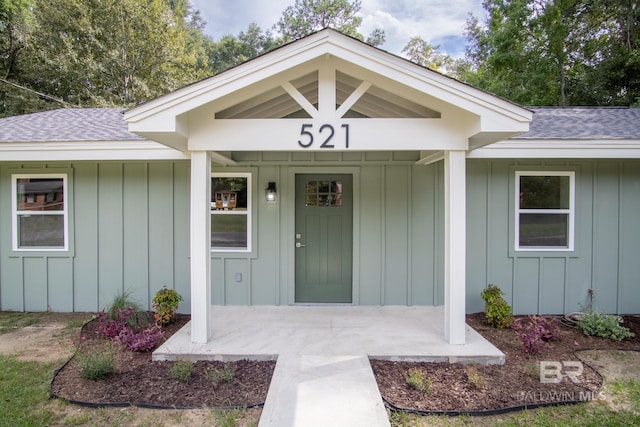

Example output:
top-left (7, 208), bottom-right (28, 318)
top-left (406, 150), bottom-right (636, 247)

top-left (305, 180), bottom-right (343, 207)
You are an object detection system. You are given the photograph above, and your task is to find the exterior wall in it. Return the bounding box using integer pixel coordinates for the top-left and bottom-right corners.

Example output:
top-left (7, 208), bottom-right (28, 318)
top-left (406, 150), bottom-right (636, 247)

top-left (0, 161), bottom-right (191, 312)
top-left (212, 152), bottom-right (446, 307)
top-left (466, 159), bottom-right (640, 315)
top-left (2, 156), bottom-right (637, 315)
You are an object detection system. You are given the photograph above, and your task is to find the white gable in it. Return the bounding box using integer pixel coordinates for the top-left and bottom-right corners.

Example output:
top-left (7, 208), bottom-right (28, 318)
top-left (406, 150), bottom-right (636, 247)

top-left (125, 29), bottom-right (532, 154)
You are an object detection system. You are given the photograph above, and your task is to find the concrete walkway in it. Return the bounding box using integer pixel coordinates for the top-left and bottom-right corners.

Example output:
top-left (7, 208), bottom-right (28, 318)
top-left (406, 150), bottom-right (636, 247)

top-left (153, 306), bottom-right (504, 426)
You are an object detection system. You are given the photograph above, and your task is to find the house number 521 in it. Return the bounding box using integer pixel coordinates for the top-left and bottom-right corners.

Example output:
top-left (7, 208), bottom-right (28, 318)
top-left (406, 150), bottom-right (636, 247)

top-left (297, 123), bottom-right (350, 149)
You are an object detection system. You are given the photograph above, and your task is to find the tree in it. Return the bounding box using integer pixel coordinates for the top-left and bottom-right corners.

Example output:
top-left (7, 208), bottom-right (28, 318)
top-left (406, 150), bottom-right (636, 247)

top-left (274, 0), bottom-right (385, 46)
top-left (17, 0), bottom-right (209, 108)
top-left (402, 36), bottom-right (454, 73)
top-left (463, 0), bottom-right (640, 106)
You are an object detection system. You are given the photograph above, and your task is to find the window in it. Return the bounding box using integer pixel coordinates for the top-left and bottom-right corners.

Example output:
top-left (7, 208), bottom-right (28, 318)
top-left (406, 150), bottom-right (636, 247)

top-left (516, 171), bottom-right (575, 251)
top-left (211, 173), bottom-right (250, 251)
top-left (12, 174), bottom-right (68, 251)
top-left (305, 180), bottom-right (343, 207)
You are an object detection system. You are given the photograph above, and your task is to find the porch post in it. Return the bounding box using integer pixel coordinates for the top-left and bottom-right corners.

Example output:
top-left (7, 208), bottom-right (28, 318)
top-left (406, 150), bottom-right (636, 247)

top-left (444, 150), bottom-right (466, 345)
top-left (190, 151), bottom-right (211, 343)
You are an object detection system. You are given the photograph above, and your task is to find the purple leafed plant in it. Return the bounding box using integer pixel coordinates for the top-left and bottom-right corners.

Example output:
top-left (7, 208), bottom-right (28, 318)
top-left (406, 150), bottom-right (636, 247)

top-left (96, 306), bottom-right (135, 339)
top-left (115, 325), bottom-right (164, 352)
top-left (512, 315), bottom-right (557, 354)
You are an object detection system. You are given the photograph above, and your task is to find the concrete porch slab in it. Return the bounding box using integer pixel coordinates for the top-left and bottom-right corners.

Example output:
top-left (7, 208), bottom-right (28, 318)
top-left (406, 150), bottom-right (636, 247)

top-left (153, 305), bottom-right (504, 364)
top-left (153, 306), bottom-right (503, 427)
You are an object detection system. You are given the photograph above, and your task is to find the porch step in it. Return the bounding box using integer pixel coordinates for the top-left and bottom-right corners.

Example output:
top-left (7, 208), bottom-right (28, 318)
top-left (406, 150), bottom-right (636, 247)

top-left (258, 354), bottom-right (390, 427)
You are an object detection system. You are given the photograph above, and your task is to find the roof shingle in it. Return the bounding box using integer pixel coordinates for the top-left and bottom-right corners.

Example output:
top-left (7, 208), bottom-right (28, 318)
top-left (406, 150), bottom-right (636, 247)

top-left (514, 107), bottom-right (640, 140)
top-left (0, 108), bottom-right (144, 142)
top-left (1, 106), bottom-right (639, 143)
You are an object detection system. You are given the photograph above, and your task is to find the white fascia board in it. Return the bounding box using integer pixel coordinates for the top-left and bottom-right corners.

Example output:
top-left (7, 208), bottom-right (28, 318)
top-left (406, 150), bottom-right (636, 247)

top-left (322, 40), bottom-right (532, 123)
top-left (469, 139), bottom-right (640, 159)
top-left (125, 34), bottom-right (334, 123)
top-left (0, 140), bottom-right (189, 161)
top-left (126, 30), bottom-right (531, 129)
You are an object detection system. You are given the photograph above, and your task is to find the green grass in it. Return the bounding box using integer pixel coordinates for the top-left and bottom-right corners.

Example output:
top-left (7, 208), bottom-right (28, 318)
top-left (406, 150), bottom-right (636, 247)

top-left (0, 354), bottom-right (56, 427)
top-left (0, 312), bottom-right (44, 334)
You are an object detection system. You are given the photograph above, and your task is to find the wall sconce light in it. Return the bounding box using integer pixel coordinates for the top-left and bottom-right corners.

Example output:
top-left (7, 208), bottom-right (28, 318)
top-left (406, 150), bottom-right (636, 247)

top-left (265, 182), bottom-right (277, 202)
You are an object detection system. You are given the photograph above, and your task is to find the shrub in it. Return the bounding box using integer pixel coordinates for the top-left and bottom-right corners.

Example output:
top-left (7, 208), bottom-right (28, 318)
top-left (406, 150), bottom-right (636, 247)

top-left (152, 286), bottom-right (183, 325)
top-left (75, 342), bottom-right (116, 380)
top-left (171, 360), bottom-right (192, 382)
top-left (115, 325), bottom-right (164, 352)
top-left (512, 315), bottom-right (557, 354)
top-left (405, 367), bottom-right (431, 394)
top-left (480, 284), bottom-right (513, 329)
top-left (577, 311), bottom-right (635, 341)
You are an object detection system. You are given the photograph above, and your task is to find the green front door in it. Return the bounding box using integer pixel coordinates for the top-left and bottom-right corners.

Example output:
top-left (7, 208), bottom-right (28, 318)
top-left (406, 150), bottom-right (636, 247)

top-left (295, 174), bottom-right (353, 303)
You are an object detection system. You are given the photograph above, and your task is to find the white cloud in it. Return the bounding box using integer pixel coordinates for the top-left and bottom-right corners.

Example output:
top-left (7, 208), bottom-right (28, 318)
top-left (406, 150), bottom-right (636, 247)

top-left (190, 0), bottom-right (485, 57)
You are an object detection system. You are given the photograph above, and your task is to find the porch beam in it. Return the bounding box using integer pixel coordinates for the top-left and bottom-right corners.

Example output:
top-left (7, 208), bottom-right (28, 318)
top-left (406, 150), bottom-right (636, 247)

top-left (190, 151), bottom-right (212, 343)
top-left (189, 118), bottom-right (469, 151)
top-left (444, 150), bottom-right (466, 345)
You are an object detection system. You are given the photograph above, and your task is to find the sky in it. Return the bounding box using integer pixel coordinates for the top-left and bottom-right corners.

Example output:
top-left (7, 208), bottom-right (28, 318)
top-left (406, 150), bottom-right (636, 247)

top-left (189, 0), bottom-right (486, 58)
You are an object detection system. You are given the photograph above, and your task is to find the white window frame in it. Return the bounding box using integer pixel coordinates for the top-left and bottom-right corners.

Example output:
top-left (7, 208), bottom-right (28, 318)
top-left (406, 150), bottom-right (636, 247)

top-left (211, 172), bottom-right (251, 253)
top-left (11, 173), bottom-right (69, 251)
top-left (515, 171), bottom-right (575, 252)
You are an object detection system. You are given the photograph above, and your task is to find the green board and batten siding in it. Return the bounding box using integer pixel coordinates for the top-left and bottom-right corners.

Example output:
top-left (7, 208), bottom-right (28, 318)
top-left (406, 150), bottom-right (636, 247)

top-left (0, 162), bottom-right (191, 313)
top-left (466, 159), bottom-right (640, 315)
top-left (1, 157), bottom-right (639, 315)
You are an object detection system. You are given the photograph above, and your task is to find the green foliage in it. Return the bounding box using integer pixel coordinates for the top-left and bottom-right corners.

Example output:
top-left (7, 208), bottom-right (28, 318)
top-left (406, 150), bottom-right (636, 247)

top-left (152, 286), bottom-right (183, 325)
top-left (170, 359), bottom-right (193, 382)
top-left (577, 311), bottom-right (635, 341)
top-left (481, 284), bottom-right (513, 329)
top-left (463, 0), bottom-right (640, 106)
top-left (74, 342), bottom-right (116, 380)
top-left (405, 367), bottom-right (431, 394)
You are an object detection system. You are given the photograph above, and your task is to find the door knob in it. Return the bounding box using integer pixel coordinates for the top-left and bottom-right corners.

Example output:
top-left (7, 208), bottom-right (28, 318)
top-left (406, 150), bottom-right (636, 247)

top-left (296, 242), bottom-right (306, 248)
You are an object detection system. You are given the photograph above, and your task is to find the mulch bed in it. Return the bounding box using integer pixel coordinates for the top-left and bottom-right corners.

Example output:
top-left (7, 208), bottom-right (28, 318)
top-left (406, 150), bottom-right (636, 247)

top-left (51, 311), bottom-right (640, 414)
top-left (51, 314), bottom-right (275, 408)
top-left (371, 313), bottom-right (640, 414)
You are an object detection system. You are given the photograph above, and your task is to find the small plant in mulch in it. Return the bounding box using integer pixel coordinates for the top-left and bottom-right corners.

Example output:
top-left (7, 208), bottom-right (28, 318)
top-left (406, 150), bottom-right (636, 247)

top-left (577, 311), bottom-right (635, 341)
top-left (481, 284), bottom-right (513, 329)
top-left (405, 367), bottom-right (431, 394)
top-left (512, 315), bottom-right (557, 354)
top-left (206, 363), bottom-right (235, 385)
top-left (74, 340), bottom-right (116, 380)
top-left (170, 359), bottom-right (193, 382)
top-left (152, 286), bottom-right (184, 325)
top-left (465, 365), bottom-right (486, 390)
top-left (115, 325), bottom-right (164, 352)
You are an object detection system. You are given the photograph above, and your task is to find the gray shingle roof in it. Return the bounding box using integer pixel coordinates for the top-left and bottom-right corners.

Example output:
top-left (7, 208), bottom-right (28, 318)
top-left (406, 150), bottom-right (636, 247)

top-left (1, 106), bottom-right (639, 143)
top-left (514, 107), bottom-right (640, 140)
top-left (0, 108), bottom-right (144, 142)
